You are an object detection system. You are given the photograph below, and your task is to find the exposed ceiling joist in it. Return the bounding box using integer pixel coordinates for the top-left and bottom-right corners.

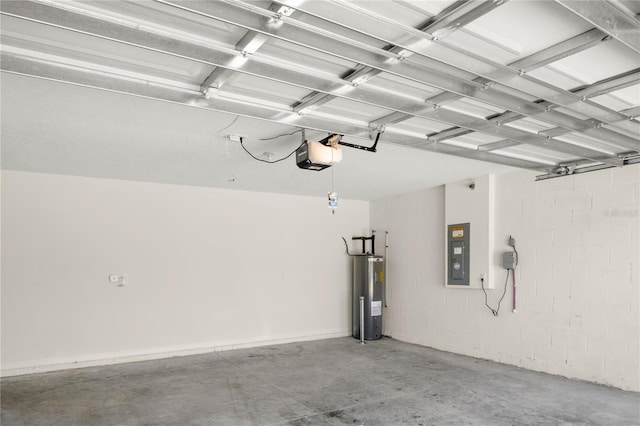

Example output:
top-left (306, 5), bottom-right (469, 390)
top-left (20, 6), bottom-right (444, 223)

top-left (554, 0), bottom-right (640, 54)
top-left (156, 0), bottom-right (634, 142)
top-left (275, 0), bottom-right (635, 134)
top-left (537, 155), bottom-right (640, 181)
top-left (200, 1), bottom-right (296, 92)
top-left (292, 0), bottom-right (501, 113)
top-left (509, 28), bottom-right (610, 72)
top-left (4, 1), bottom-right (631, 163)
top-left (0, 53), bottom-right (550, 173)
top-left (371, 29), bottom-right (633, 139)
top-left (1, 0), bottom-right (638, 183)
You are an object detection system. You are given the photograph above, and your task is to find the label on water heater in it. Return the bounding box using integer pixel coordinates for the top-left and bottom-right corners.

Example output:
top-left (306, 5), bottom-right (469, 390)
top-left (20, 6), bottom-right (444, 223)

top-left (371, 300), bottom-right (382, 316)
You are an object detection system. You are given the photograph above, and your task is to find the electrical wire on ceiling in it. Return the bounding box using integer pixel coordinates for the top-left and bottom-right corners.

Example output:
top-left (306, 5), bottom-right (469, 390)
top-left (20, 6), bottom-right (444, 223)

top-left (259, 129), bottom-right (303, 141)
top-left (217, 115), bottom-right (240, 135)
top-left (240, 128), bottom-right (304, 164)
top-left (328, 142), bottom-right (338, 214)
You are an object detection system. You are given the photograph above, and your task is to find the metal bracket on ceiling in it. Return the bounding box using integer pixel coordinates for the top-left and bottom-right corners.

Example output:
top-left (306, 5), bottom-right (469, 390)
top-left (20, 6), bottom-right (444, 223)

top-left (536, 153), bottom-right (640, 181)
top-left (369, 124), bottom-right (386, 141)
top-left (535, 163), bottom-right (578, 181)
top-left (554, 164), bottom-right (577, 176)
top-left (618, 151), bottom-right (640, 162)
top-left (327, 126), bottom-right (383, 153)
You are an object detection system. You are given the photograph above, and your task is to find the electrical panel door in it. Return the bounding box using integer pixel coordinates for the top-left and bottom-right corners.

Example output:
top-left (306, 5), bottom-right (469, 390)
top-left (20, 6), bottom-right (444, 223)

top-left (447, 223), bottom-right (470, 286)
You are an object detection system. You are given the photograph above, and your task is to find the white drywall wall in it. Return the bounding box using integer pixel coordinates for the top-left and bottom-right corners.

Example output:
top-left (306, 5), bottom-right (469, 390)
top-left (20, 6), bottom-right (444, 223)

top-left (1, 170), bottom-right (369, 374)
top-left (444, 174), bottom-right (496, 289)
top-left (371, 166), bottom-right (639, 391)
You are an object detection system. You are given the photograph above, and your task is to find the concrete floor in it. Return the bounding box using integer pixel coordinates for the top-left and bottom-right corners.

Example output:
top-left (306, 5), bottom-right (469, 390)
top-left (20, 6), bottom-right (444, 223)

top-left (2, 337), bottom-right (639, 425)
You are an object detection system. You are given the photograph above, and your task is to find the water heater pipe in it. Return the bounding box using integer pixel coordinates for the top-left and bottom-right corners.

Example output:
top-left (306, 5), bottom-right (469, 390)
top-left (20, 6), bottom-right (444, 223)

top-left (352, 236), bottom-right (375, 254)
top-left (341, 237), bottom-right (353, 255)
top-left (359, 296), bottom-right (365, 345)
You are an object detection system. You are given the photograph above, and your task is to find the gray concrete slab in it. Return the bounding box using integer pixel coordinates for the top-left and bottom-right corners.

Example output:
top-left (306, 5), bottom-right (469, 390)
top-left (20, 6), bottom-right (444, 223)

top-left (2, 337), bottom-right (639, 425)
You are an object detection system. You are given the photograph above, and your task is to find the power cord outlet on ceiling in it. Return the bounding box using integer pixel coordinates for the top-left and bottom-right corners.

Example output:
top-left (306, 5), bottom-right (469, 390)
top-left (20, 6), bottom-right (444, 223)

top-left (227, 134), bottom-right (242, 142)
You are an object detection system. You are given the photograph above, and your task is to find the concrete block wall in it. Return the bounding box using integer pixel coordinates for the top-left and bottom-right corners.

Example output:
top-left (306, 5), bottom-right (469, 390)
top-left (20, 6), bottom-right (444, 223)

top-left (371, 165), bottom-right (639, 391)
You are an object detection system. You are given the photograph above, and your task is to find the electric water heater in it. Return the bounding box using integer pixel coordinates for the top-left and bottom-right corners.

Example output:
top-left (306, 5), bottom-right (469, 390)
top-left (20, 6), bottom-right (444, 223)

top-left (352, 255), bottom-right (384, 340)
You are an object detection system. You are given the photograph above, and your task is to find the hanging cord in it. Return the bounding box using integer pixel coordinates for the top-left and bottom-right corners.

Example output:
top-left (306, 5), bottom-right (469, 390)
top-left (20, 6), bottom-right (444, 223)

top-left (329, 146), bottom-right (337, 215)
top-left (330, 145), bottom-right (336, 215)
top-left (217, 115), bottom-right (241, 182)
top-left (239, 129), bottom-right (304, 164)
top-left (341, 237), bottom-right (353, 255)
top-left (482, 270), bottom-right (510, 317)
top-left (224, 138), bottom-right (237, 182)
top-left (509, 235), bottom-right (519, 266)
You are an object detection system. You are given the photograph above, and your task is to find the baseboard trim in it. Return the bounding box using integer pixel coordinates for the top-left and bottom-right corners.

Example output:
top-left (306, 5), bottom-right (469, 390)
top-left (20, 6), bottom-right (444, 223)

top-left (1, 331), bottom-right (351, 377)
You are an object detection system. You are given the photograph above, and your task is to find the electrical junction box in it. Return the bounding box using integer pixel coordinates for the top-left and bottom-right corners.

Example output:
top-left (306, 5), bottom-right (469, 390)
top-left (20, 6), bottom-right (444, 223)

top-left (503, 251), bottom-right (516, 270)
top-left (447, 223), bottom-right (470, 286)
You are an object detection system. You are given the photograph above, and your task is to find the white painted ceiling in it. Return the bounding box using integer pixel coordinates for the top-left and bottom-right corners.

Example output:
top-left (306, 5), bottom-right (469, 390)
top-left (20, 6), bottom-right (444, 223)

top-left (1, 0), bottom-right (639, 200)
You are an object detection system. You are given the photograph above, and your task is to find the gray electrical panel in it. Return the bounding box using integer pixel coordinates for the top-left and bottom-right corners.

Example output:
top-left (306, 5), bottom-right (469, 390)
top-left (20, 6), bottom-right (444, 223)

top-left (503, 251), bottom-right (516, 269)
top-left (447, 223), bottom-right (470, 286)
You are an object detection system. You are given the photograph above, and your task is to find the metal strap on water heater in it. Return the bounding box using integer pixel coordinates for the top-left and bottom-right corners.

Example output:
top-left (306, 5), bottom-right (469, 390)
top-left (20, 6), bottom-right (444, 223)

top-left (359, 296), bottom-right (365, 345)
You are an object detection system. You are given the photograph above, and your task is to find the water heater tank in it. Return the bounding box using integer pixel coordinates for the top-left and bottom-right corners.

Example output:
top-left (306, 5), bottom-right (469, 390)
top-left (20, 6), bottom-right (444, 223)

top-left (352, 255), bottom-right (384, 340)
